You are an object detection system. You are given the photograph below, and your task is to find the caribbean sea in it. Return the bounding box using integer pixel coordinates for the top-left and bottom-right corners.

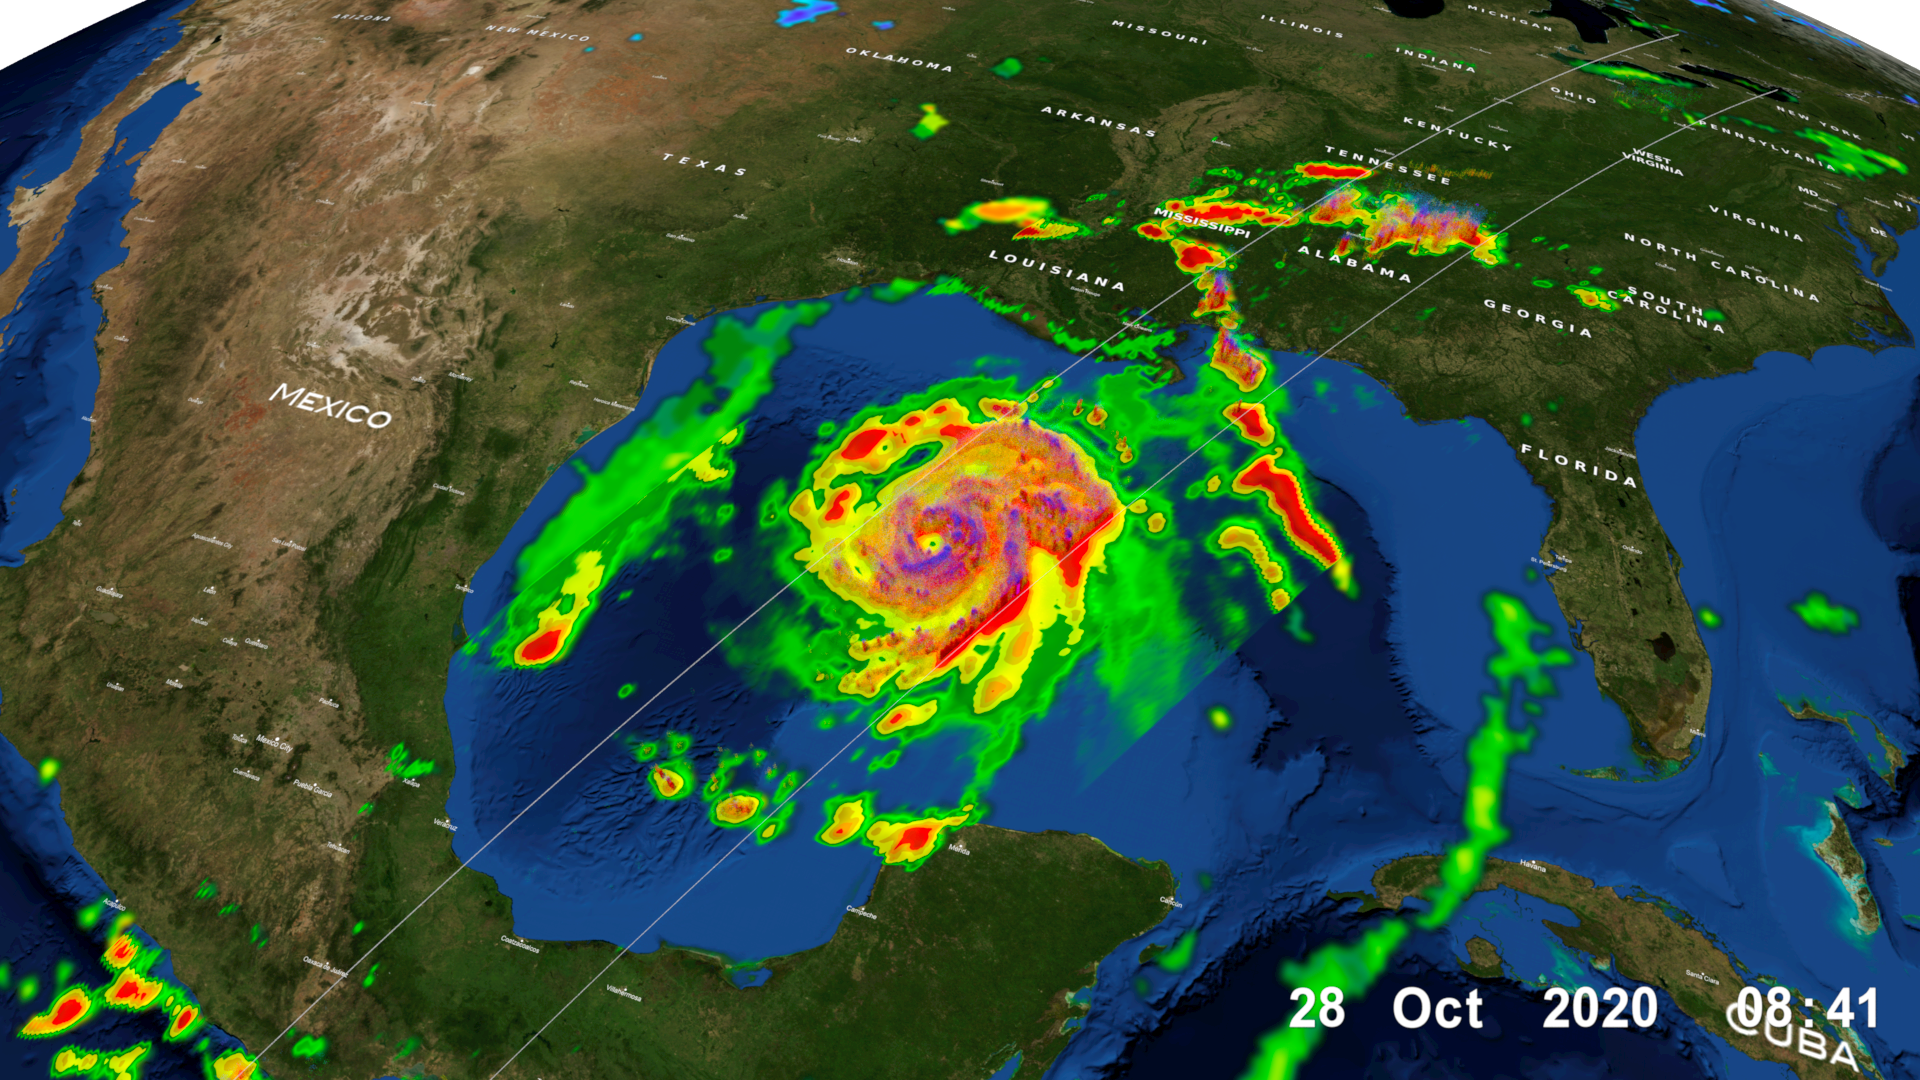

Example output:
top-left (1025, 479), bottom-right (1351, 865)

top-left (451, 235), bottom-right (1920, 1080)
top-left (1099, 242), bottom-right (1920, 1077)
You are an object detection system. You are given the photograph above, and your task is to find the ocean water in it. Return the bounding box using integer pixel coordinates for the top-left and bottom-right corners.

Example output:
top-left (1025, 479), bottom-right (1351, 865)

top-left (442, 281), bottom-right (1659, 1075)
top-left (0, 4), bottom-right (1909, 1080)
top-left (447, 289), bottom-right (1495, 969)
top-left (1044, 342), bottom-right (1687, 1079)
top-left (0, 5), bottom-right (236, 1077)
top-left (449, 291), bottom-right (1144, 957)
top-left (0, 0), bottom-right (194, 280)
top-left (451, 226), bottom-right (1920, 1080)
top-left (1102, 246), bottom-right (1920, 1075)
top-left (0, 2), bottom-right (197, 553)
top-left (0, 725), bottom-right (244, 1077)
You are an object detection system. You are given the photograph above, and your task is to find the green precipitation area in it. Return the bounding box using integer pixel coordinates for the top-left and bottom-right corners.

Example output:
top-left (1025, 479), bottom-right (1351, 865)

top-left (326, 824), bottom-right (1167, 1080)
top-left (0, 299), bottom-right (1182, 1080)
top-left (21, 825), bottom-right (1172, 1080)
top-left (1, 0), bottom-right (1919, 1077)
top-left (1279, 592), bottom-right (1880, 1080)
top-left (1240, 590), bottom-right (1564, 1078)
top-left (1351, 853), bottom-right (1878, 1080)
top-left (455, 0), bottom-right (1918, 777)
top-left (483, 282), bottom-right (1354, 823)
top-left (1277, 589), bottom-right (1883, 1080)
top-left (1246, 591), bottom-right (1879, 1080)
top-left (1793, 591), bottom-right (1862, 635)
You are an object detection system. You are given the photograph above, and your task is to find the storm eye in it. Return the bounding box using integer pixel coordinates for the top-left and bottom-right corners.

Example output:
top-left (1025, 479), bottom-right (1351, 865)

top-left (917, 532), bottom-right (945, 554)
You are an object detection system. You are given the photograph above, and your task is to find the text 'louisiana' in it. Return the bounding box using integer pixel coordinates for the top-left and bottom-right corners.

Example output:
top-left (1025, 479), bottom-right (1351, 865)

top-left (988, 251), bottom-right (1126, 291)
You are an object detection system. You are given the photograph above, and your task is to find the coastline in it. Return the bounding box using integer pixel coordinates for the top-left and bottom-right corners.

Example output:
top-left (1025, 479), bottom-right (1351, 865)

top-left (0, 6), bottom-right (242, 1076)
top-left (0, 0), bottom-right (195, 564)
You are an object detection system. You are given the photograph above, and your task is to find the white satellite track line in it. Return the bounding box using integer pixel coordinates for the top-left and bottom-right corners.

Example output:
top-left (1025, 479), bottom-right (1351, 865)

top-left (254, 29), bottom-right (1685, 1070)
top-left (483, 47), bottom-right (1766, 1080)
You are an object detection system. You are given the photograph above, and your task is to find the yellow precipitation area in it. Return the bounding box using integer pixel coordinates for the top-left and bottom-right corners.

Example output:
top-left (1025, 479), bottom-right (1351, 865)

top-left (649, 763), bottom-right (690, 798)
top-left (53, 1044), bottom-right (149, 1080)
top-left (865, 807), bottom-right (974, 865)
top-left (669, 426), bottom-right (740, 482)
top-left (944, 195), bottom-right (1047, 227)
top-left (21, 986), bottom-right (95, 1037)
top-left (788, 396), bottom-right (1124, 714)
top-left (1214, 525), bottom-right (1293, 613)
top-left (105, 967), bottom-right (164, 1009)
top-left (511, 551), bottom-right (606, 666)
top-left (212, 1050), bottom-right (264, 1080)
top-left (1126, 499), bottom-right (1168, 534)
top-left (819, 800), bottom-right (867, 844)
top-left (52, 1048), bottom-right (100, 1074)
top-left (715, 792), bottom-right (764, 825)
top-left (875, 700), bottom-right (938, 737)
top-left (940, 197), bottom-right (1087, 240)
top-left (1570, 285), bottom-right (1620, 311)
top-left (103, 933), bottom-right (139, 970)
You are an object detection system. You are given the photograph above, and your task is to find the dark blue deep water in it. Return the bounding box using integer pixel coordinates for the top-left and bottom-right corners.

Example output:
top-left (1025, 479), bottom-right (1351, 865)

top-left (0, 0), bottom-right (196, 563)
top-left (0, 4), bottom-right (235, 1078)
top-left (0, 728), bottom-right (243, 1077)
top-left (1097, 249), bottom-right (1920, 1077)
top-left (2, 3), bottom-right (1918, 1077)
top-left (451, 229), bottom-right (1920, 1079)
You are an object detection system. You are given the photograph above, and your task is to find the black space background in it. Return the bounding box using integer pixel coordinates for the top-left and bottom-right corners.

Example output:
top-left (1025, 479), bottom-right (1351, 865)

top-left (0, 0), bottom-right (1912, 122)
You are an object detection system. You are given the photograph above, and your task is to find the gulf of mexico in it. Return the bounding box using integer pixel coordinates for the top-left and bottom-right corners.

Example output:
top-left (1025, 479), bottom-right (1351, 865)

top-left (1047, 338), bottom-right (1647, 1076)
top-left (1112, 242), bottom-right (1920, 1077)
top-left (446, 288), bottom-right (1129, 959)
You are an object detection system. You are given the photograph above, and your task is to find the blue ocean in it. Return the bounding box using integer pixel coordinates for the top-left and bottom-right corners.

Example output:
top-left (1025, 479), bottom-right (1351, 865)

top-left (0, 3), bottom-right (245, 1076)
top-left (447, 231), bottom-right (1920, 1079)
top-left (0, 0), bottom-right (197, 565)
top-left (0, 3), bottom-right (1916, 1077)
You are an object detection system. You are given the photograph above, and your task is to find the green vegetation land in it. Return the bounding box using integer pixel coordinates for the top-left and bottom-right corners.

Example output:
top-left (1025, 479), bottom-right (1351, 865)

top-left (1460, 935), bottom-right (1504, 979)
top-left (1367, 855), bottom-right (1873, 1079)
top-left (1813, 803), bottom-right (1882, 934)
top-left (1788, 699), bottom-right (1909, 786)
top-left (299, 823), bottom-right (1169, 1080)
top-left (461, 0), bottom-right (1917, 766)
top-left (0, 0), bottom-right (1917, 1074)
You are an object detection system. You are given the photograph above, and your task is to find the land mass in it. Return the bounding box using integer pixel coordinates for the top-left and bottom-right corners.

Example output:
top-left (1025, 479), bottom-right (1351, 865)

top-left (1460, 935), bottom-right (1504, 979)
top-left (1366, 855), bottom-right (1876, 1079)
top-left (188, 823), bottom-right (1173, 1077)
top-left (1789, 700), bottom-right (1909, 787)
top-left (1812, 802), bottom-right (1882, 935)
top-left (2, 0), bottom-right (1918, 1073)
